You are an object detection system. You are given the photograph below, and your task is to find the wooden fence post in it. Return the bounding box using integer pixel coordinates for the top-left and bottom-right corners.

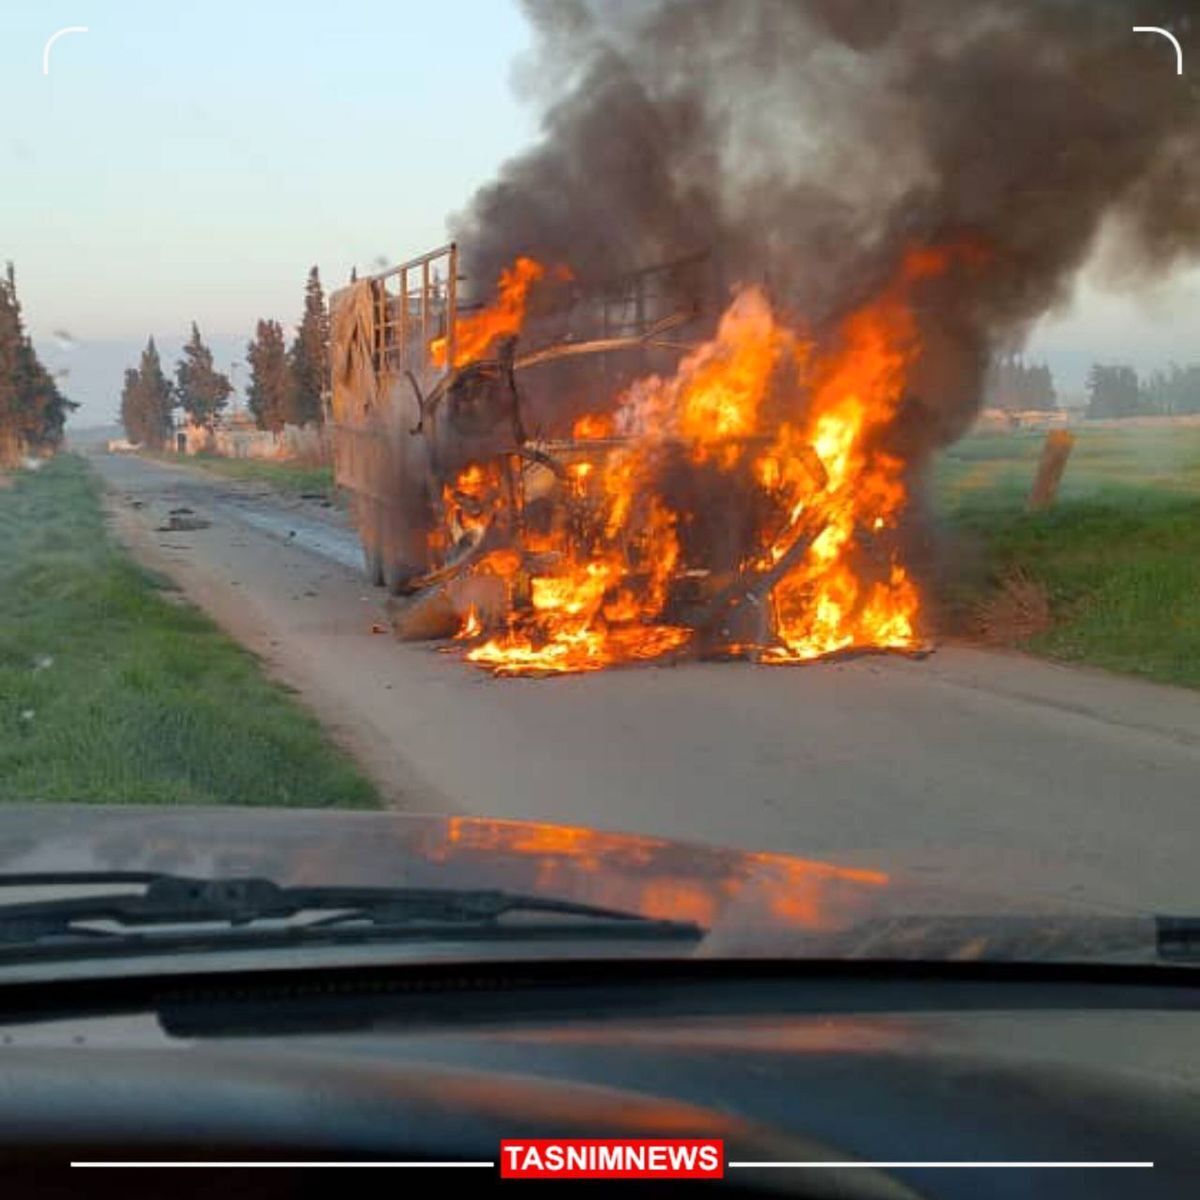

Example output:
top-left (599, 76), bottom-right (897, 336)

top-left (1028, 429), bottom-right (1075, 511)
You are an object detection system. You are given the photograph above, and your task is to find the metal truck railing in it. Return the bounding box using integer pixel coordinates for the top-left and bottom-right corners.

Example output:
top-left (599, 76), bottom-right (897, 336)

top-left (365, 242), bottom-right (459, 378)
top-left (330, 243), bottom-right (716, 595)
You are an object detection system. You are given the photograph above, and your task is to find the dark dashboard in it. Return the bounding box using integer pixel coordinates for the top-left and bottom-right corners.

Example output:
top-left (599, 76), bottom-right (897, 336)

top-left (1, 959), bottom-right (1197, 1196)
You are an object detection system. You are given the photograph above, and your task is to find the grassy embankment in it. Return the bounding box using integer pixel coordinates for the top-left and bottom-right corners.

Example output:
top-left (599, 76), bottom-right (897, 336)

top-left (172, 452), bottom-right (337, 500)
top-left (933, 424), bottom-right (1200, 688)
top-left (0, 455), bottom-right (377, 806)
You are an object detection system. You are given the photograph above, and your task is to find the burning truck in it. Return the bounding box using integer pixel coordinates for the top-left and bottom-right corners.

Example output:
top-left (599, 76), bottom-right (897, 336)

top-left (329, 239), bottom-right (976, 677)
top-left (324, 1), bottom-right (1200, 678)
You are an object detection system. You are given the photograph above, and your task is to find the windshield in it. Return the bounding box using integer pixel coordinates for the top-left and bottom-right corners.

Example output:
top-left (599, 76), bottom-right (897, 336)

top-left (1, 0), bottom-right (1198, 979)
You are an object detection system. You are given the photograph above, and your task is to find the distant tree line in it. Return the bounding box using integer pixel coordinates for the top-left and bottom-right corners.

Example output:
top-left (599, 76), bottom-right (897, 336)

top-left (0, 263), bottom-right (76, 461)
top-left (982, 353), bottom-right (1200, 419)
top-left (982, 354), bottom-right (1058, 412)
top-left (1085, 362), bottom-right (1200, 418)
top-left (120, 266), bottom-right (329, 447)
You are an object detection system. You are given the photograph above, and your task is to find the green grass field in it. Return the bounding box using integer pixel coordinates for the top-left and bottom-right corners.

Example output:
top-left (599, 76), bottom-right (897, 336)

top-left (0, 456), bottom-right (377, 806)
top-left (933, 424), bottom-right (1200, 688)
top-left (177, 453), bottom-right (337, 500)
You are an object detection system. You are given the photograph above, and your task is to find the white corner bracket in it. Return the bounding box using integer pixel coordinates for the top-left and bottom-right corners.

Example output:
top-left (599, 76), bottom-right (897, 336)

top-left (1132, 26), bottom-right (1183, 76)
top-left (42, 26), bottom-right (89, 77)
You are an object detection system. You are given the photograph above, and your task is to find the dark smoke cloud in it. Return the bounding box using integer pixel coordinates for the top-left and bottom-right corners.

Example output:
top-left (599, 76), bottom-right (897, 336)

top-left (452, 0), bottom-right (1200, 447)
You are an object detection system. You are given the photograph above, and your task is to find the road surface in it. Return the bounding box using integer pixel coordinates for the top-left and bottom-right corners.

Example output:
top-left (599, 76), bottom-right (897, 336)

top-left (92, 451), bottom-right (1200, 913)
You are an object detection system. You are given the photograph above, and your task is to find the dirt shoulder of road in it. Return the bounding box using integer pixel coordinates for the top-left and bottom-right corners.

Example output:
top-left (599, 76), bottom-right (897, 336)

top-left (100, 456), bottom-right (453, 813)
top-left (134, 450), bottom-right (348, 522)
top-left (143, 449), bottom-right (337, 498)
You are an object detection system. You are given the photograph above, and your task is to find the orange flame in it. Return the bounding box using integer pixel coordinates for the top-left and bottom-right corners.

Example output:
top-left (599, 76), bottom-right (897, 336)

top-left (455, 605), bottom-right (482, 639)
top-left (430, 255), bottom-right (547, 369)
top-left (754, 250), bottom-right (937, 662)
top-left (572, 412), bottom-right (615, 440)
top-left (447, 243), bottom-right (975, 675)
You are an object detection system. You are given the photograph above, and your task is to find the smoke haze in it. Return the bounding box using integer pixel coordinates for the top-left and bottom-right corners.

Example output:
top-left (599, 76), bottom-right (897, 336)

top-left (453, 0), bottom-right (1200, 445)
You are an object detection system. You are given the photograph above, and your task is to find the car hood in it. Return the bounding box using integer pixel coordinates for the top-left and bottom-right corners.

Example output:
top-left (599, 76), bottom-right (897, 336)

top-left (0, 805), bottom-right (1162, 966)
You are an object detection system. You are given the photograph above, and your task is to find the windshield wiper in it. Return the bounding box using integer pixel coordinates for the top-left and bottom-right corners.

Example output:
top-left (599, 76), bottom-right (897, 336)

top-left (0, 872), bottom-right (703, 947)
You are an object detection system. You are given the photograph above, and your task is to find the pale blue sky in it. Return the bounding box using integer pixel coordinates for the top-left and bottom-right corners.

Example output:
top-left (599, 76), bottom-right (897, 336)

top-left (2, 0), bottom-right (535, 342)
top-left (2, 1), bottom-right (1196, 424)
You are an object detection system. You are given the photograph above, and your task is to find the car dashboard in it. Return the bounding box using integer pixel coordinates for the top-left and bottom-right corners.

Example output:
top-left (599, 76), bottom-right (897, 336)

top-left (0, 959), bottom-right (1196, 1197)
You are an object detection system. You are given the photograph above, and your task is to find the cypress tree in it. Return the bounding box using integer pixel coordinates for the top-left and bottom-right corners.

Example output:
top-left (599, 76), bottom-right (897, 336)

top-left (0, 263), bottom-right (75, 457)
top-left (120, 367), bottom-right (147, 445)
top-left (175, 322), bottom-right (231, 431)
top-left (138, 337), bottom-right (174, 446)
top-left (287, 266), bottom-right (329, 425)
top-left (246, 319), bottom-right (290, 431)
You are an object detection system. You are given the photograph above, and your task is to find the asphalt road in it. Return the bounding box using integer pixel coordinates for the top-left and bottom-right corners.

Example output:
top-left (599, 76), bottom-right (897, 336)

top-left (92, 451), bottom-right (1200, 913)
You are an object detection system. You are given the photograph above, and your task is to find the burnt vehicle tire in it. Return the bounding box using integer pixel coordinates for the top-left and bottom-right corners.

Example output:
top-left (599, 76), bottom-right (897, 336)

top-left (379, 506), bottom-right (421, 595)
top-left (357, 500), bottom-right (385, 587)
top-left (380, 469), bottom-right (436, 596)
top-left (364, 543), bottom-right (385, 587)
top-left (383, 557), bottom-right (419, 595)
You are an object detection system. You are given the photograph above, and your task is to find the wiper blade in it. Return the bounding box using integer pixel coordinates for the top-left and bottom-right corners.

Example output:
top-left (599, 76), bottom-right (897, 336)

top-left (0, 872), bottom-right (703, 944)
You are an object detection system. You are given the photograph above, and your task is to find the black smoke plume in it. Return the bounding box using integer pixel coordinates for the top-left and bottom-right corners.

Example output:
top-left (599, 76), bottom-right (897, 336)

top-left (452, 0), bottom-right (1200, 447)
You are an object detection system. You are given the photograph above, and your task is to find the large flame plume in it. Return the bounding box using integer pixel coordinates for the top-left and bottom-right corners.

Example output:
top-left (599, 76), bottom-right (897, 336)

top-left (428, 244), bottom-right (978, 675)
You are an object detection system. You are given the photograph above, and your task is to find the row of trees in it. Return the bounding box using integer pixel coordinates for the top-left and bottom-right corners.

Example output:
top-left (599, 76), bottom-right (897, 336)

top-left (120, 267), bottom-right (329, 447)
top-left (121, 323), bottom-right (234, 445)
top-left (983, 354), bottom-right (1058, 412)
top-left (1085, 362), bottom-right (1200, 418)
top-left (0, 264), bottom-right (76, 461)
top-left (983, 356), bottom-right (1200, 418)
top-left (244, 267), bottom-right (329, 432)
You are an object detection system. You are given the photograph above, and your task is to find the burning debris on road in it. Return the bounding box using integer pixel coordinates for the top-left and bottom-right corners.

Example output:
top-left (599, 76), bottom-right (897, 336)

top-left (331, 0), bottom-right (1200, 676)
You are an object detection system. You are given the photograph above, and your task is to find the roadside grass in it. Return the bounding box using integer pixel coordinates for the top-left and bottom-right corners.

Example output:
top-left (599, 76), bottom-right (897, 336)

top-left (0, 456), bottom-right (378, 807)
top-left (934, 425), bottom-right (1200, 511)
top-left (933, 425), bottom-right (1200, 688)
top-left (153, 451), bottom-right (337, 501)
